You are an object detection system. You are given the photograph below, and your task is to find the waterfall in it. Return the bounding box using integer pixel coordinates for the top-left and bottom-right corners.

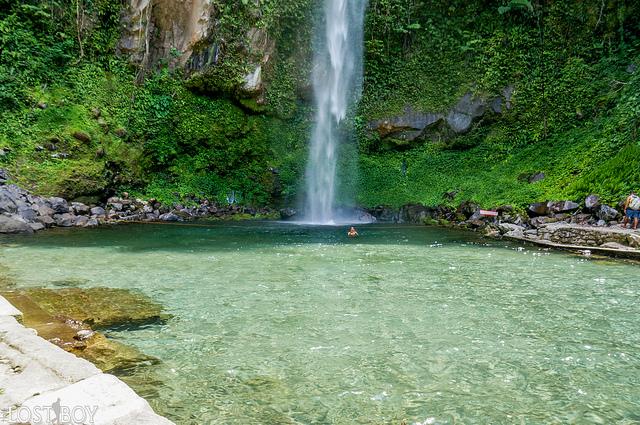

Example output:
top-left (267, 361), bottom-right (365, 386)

top-left (303, 0), bottom-right (367, 224)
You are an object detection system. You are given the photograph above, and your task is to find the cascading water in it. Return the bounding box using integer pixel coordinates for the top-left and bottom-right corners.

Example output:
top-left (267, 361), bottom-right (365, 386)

top-left (303, 0), bottom-right (367, 225)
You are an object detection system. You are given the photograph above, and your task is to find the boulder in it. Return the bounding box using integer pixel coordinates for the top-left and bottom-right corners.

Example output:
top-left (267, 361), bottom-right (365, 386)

top-left (86, 217), bottom-right (99, 227)
top-left (0, 214), bottom-right (34, 234)
top-left (29, 222), bottom-right (45, 232)
top-left (74, 215), bottom-right (89, 227)
top-left (90, 206), bottom-right (106, 216)
top-left (458, 201), bottom-right (480, 219)
top-left (446, 93), bottom-right (488, 134)
top-left (585, 194), bottom-right (600, 211)
top-left (278, 208), bottom-right (297, 220)
top-left (17, 206), bottom-right (38, 222)
top-left (368, 206), bottom-right (399, 223)
top-left (547, 200), bottom-right (580, 213)
top-left (71, 202), bottom-right (90, 215)
top-left (400, 204), bottom-right (436, 223)
top-left (159, 212), bottom-right (182, 222)
top-left (528, 202), bottom-right (549, 217)
top-left (596, 205), bottom-right (619, 221)
top-left (368, 108), bottom-right (444, 141)
top-left (54, 213), bottom-right (76, 227)
top-left (0, 192), bottom-right (17, 214)
top-left (37, 215), bottom-right (55, 227)
top-left (48, 197), bottom-right (69, 214)
top-left (37, 205), bottom-right (55, 217)
top-left (498, 223), bottom-right (525, 235)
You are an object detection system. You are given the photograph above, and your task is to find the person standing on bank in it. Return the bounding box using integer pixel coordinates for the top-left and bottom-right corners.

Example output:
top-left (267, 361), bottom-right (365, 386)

top-left (623, 191), bottom-right (640, 230)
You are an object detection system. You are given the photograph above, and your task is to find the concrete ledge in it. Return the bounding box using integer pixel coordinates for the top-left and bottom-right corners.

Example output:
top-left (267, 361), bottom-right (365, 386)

top-left (504, 234), bottom-right (640, 260)
top-left (0, 296), bottom-right (21, 320)
top-left (0, 296), bottom-right (174, 424)
top-left (21, 374), bottom-right (174, 425)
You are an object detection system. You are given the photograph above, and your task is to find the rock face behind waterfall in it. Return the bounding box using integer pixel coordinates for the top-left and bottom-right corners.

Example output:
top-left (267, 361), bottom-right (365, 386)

top-left (368, 86), bottom-right (514, 146)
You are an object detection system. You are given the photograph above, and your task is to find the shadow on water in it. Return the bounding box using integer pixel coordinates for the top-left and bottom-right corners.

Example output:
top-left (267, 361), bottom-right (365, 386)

top-left (0, 221), bottom-right (496, 253)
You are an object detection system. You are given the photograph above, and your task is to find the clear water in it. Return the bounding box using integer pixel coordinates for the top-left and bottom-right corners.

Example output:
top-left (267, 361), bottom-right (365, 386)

top-left (304, 0), bottom-right (367, 224)
top-left (1, 223), bottom-right (640, 424)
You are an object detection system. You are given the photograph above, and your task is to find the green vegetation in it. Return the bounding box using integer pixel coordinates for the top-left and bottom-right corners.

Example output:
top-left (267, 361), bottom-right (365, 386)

top-left (0, 0), bottom-right (311, 206)
top-left (357, 0), bottom-right (640, 208)
top-left (1, 0), bottom-right (639, 210)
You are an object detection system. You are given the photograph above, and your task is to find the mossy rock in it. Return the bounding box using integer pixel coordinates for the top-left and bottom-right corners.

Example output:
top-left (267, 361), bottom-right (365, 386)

top-left (1, 289), bottom-right (160, 373)
top-left (4, 287), bottom-right (170, 329)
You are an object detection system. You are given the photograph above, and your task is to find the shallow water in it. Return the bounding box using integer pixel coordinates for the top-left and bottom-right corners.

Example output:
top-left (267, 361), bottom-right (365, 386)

top-left (1, 222), bottom-right (639, 424)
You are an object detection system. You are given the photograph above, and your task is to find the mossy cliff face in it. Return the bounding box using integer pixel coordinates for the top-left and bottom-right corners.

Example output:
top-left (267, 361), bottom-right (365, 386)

top-left (0, 0), bottom-right (639, 210)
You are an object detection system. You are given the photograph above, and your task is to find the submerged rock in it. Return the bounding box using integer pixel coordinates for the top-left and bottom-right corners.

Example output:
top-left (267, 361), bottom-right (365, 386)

top-left (10, 287), bottom-right (170, 329)
top-left (1, 286), bottom-right (170, 374)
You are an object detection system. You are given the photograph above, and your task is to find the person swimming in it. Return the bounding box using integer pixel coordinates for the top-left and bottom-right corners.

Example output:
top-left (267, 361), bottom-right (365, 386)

top-left (347, 226), bottom-right (359, 238)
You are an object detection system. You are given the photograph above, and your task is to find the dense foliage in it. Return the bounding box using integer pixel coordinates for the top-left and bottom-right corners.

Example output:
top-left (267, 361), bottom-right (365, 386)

top-left (0, 0), bottom-right (639, 209)
top-left (357, 0), bottom-right (640, 207)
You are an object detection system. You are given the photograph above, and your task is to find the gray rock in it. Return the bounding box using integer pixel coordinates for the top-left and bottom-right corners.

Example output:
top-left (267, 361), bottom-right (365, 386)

top-left (74, 215), bottom-right (89, 227)
top-left (85, 217), bottom-right (99, 227)
top-left (90, 206), bottom-right (106, 216)
top-left (75, 329), bottom-right (95, 340)
top-left (528, 172), bottom-right (545, 183)
top-left (0, 215), bottom-right (34, 234)
top-left (37, 205), bottom-right (55, 217)
top-left (71, 202), bottom-right (90, 215)
top-left (0, 193), bottom-right (17, 214)
top-left (54, 213), bottom-right (76, 227)
top-left (368, 108), bottom-right (443, 141)
top-left (498, 223), bottom-right (525, 235)
top-left (37, 215), bottom-right (55, 227)
top-left (446, 92), bottom-right (487, 133)
top-left (585, 194), bottom-right (600, 211)
top-left (547, 200), bottom-right (580, 213)
top-left (110, 202), bottom-right (123, 211)
top-left (17, 206), bottom-right (38, 222)
top-left (29, 222), bottom-right (45, 232)
top-left (48, 197), bottom-right (69, 214)
top-left (528, 202), bottom-right (549, 216)
top-left (159, 212), bottom-right (182, 222)
top-left (0, 169), bottom-right (9, 184)
top-left (627, 63), bottom-right (637, 74)
top-left (596, 205), bottom-right (619, 221)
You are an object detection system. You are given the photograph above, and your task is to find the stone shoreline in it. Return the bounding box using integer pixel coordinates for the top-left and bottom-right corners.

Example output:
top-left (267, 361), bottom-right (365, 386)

top-left (3, 177), bottom-right (640, 259)
top-left (0, 182), bottom-right (276, 235)
top-left (365, 197), bottom-right (640, 259)
top-left (0, 295), bottom-right (174, 425)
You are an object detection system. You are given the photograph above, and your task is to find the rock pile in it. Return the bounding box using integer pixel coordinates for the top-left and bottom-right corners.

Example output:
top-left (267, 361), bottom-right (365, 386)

top-left (0, 174), bottom-right (275, 234)
top-left (368, 194), bottom-right (639, 251)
